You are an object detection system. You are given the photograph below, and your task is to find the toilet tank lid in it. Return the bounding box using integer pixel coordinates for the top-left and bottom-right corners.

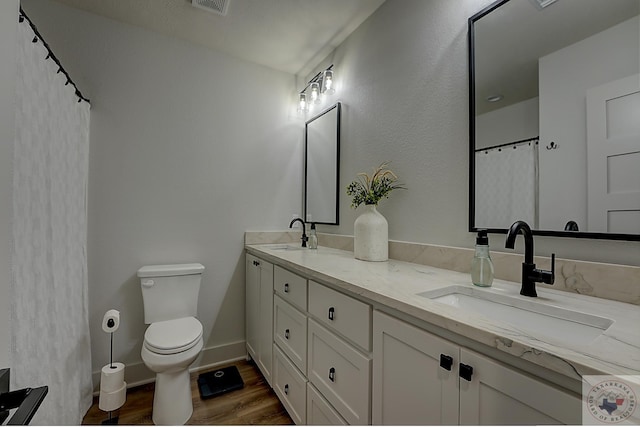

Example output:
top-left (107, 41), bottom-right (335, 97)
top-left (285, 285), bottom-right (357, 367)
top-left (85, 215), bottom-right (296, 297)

top-left (137, 263), bottom-right (205, 278)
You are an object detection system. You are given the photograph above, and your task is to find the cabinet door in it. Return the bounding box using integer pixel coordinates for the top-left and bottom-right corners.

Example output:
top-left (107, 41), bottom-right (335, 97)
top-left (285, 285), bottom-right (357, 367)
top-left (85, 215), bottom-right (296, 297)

top-left (257, 259), bottom-right (274, 385)
top-left (308, 319), bottom-right (371, 425)
top-left (308, 281), bottom-right (371, 351)
top-left (274, 266), bottom-right (308, 311)
top-left (274, 295), bottom-right (307, 373)
top-left (373, 311), bottom-right (459, 425)
top-left (307, 383), bottom-right (348, 425)
top-left (245, 254), bottom-right (274, 385)
top-left (273, 345), bottom-right (307, 425)
top-left (459, 349), bottom-right (581, 425)
top-left (245, 254), bottom-right (260, 361)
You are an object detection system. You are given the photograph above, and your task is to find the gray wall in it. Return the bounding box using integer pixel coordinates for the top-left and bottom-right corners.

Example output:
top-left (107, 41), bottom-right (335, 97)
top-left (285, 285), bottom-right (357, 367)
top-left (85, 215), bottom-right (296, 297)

top-left (0, 0), bottom-right (19, 368)
top-left (21, 0), bottom-right (303, 381)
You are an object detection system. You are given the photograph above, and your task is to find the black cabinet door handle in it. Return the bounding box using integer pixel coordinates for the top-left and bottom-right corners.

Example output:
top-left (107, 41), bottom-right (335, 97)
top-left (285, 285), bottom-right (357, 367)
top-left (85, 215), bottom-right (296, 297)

top-left (285, 329), bottom-right (290, 340)
top-left (459, 363), bottom-right (473, 381)
top-left (328, 307), bottom-right (335, 321)
top-left (329, 367), bottom-right (336, 382)
top-left (439, 354), bottom-right (453, 371)
top-left (284, 283), bottom-right (289, 293)
top-left (284, 384), bottom-right (289, 395)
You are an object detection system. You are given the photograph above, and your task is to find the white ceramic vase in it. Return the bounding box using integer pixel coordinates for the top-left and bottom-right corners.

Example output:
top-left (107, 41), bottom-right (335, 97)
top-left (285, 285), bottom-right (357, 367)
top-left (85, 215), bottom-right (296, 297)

top-left (354, 204), bottom-right (388, 262)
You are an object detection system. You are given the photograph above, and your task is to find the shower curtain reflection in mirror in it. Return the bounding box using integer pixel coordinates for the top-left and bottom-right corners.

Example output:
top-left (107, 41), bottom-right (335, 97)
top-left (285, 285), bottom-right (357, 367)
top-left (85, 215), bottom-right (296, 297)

top-left (474, 142), bottom-right (538, 229)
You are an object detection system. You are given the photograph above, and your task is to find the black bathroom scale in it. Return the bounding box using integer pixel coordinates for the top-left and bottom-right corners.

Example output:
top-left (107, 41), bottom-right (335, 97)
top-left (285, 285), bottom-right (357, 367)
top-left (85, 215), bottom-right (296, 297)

top-left (197, 366), bottom-right (244, 399)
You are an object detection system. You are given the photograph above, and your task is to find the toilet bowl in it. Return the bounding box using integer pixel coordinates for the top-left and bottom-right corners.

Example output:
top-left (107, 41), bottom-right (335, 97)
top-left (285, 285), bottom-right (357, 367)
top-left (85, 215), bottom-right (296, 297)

top-left (141, 316), bottom-right (204, 425)
top-left (138, 263), bottom-right (205, 426)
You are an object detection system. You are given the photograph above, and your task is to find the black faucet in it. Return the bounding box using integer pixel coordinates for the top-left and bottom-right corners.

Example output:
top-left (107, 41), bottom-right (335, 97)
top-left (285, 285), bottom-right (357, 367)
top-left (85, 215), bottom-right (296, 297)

top-left (505, 220), bottom-right (555, 297)
top-left (289, 218), bottom-right (308, 248)
top-left (564, 220), bottom-right (579, 231)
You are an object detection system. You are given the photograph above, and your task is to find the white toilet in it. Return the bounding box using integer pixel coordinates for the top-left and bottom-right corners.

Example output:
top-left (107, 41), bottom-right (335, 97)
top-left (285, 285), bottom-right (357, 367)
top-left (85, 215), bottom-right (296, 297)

top-left (138, 263), bottom-right (205, 425)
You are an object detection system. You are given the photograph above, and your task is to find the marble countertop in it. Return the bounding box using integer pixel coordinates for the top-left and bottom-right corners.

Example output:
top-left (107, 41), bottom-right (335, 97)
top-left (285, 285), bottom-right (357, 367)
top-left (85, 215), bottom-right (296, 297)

top-left (246, 243), bottom-right (640, 382)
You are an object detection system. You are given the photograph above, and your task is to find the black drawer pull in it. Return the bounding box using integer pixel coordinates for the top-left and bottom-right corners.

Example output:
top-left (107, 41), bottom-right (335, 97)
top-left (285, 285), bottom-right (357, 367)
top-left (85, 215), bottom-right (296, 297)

top-left (285, 329), bottom-right (290, 339)
top-left (284, 283), bottom-right (289, 293)
top-left (329, 367), bottom-right (336, 382)
top-left (328, 307), bottom-right (335, 321)
top-left (284, 384), bottom-right (289, 395)
top-left (459, 363), bottom-right (473, 382)
top-left (440, 354), bottom-right (453, 371)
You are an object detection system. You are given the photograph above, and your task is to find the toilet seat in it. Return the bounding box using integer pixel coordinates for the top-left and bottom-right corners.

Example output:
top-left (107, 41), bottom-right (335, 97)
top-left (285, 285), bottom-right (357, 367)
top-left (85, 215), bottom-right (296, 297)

top-left (144, 316), bottom-right (203, 355)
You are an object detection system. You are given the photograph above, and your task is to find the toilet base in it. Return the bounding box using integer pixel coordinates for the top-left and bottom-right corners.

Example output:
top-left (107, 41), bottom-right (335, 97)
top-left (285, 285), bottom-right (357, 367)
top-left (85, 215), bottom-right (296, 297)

top-left (152, 369), bottom-right (193, 425)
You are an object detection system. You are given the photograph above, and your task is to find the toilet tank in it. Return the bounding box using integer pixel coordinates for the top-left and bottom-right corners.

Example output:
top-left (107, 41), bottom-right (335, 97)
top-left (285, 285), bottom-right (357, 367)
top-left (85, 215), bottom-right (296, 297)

top-left (138, 263), bottom-right (205, 324)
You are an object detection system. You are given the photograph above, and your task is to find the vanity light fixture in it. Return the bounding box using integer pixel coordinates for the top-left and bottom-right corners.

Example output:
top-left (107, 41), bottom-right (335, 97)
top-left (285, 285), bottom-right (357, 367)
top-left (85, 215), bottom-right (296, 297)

top-left (297, 64), bottom-right (336, 114)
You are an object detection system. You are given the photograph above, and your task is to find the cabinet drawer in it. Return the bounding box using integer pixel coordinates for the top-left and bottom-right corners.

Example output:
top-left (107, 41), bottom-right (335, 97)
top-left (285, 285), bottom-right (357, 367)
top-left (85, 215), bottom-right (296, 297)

top-left (307, 383), bottom-right (348, 425)
top-left (274, 266), bottom-right (308, 311)
top-left (273, 345), bottom-right (307, 425)
top-left (308, 281), bottom-right (371, 351)
top-left (274, 295), bottom-right (308, 373)
top-left (307, 319), bottom-right (371, 425)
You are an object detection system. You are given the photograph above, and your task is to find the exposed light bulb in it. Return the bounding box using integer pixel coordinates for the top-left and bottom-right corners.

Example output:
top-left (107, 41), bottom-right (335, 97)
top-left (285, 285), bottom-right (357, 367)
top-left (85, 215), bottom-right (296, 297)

top-left (322, 70), bottom-right (335, 94)
top-left (298, 92), bottom-right (308, 112)
top-left (310, 82), bottom-right (320, 104)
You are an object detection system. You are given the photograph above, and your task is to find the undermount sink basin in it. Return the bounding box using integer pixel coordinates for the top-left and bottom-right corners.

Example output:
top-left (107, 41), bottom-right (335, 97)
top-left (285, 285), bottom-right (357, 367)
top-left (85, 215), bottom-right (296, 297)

top-left (417, 285), bottom-right (614, 345)
top-left (269, 244), bottom-right (306, 251)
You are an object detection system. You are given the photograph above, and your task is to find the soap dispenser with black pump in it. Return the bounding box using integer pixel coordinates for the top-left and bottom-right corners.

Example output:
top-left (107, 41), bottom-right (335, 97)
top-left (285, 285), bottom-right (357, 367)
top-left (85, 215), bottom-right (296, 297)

top-left (308, 223), bottom-right (318, 249)
top-left (471, 230), bottom-right (494, 287)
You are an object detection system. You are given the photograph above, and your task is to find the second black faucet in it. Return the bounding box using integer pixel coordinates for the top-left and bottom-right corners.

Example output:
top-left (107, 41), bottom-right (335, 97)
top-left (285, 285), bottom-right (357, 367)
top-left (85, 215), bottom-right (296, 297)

top-left (289, 218), bottom-right (308, 248)
top-left (505, 220), bottom-right (555, 297)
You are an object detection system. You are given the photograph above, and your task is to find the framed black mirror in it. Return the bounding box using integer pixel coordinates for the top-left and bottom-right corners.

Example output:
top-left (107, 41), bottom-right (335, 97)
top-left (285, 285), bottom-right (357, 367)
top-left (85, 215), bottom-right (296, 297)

top-left (304, 102), bottom-right (341, 225)
top-left (469, 0), bottom-right (640, 241)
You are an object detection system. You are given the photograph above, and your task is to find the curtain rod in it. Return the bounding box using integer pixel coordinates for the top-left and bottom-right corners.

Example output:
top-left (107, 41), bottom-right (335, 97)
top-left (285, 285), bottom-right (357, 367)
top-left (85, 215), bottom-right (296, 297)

top-left (475, 136), bottom-right (539, 153)
top-left (18, 7), bottom-right (90, 105)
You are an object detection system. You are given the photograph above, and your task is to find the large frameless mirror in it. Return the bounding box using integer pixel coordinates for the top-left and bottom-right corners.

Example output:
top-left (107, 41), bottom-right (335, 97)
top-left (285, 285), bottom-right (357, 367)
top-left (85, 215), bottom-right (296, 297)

top-left (305, 102), bottom-right (341, 225)
top-left (469, 0), bottom-right (640, 240)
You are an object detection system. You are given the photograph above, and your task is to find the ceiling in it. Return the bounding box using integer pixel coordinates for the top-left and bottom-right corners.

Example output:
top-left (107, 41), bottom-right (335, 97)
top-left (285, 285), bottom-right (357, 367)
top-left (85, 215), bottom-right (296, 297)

top-left (51, 0), bottom-right (386, 77)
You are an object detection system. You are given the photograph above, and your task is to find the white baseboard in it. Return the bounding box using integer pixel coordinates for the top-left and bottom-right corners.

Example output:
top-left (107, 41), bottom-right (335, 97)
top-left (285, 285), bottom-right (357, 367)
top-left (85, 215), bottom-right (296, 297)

top-left (92, 340), bottom-right (247, 394)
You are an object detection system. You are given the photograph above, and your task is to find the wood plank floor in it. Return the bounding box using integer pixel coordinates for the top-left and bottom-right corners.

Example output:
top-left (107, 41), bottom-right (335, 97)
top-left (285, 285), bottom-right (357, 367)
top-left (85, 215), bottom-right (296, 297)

top-left (82, 360), bottom-right (293, 425)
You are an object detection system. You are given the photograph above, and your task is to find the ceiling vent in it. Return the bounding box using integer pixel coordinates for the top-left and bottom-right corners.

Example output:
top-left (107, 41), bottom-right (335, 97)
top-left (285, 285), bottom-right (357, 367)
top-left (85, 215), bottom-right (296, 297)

top-left (191, 0), bottom-right (230, 16)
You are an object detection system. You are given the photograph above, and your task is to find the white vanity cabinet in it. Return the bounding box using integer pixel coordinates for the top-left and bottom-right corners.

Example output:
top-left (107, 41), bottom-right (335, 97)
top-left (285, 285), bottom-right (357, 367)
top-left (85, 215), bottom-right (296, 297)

top-left (245, 254), bottom-right (274, 385)
top-left (270, 266), bottom-right (372, 425)
top-left (373, 311), bottom-right (582, 425)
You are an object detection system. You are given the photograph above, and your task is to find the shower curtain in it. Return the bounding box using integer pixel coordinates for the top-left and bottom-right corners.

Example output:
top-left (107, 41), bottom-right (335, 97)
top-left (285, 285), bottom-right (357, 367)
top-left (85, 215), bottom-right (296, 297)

top-left (475, 142), bottom-right (538, 229)
top-left (11, 16), bottom-right (92, 425)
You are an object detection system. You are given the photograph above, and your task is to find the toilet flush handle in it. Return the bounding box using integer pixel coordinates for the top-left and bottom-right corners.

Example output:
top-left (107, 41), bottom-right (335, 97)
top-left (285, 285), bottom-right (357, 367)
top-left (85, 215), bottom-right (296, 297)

top-left (142, 279), bottom-right (155, 288)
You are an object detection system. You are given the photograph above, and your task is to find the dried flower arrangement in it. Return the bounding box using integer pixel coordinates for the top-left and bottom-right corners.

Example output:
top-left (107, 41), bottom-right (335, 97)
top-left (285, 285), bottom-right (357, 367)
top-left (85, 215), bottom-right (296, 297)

top-left (346, 162), bottom-right (406, 209)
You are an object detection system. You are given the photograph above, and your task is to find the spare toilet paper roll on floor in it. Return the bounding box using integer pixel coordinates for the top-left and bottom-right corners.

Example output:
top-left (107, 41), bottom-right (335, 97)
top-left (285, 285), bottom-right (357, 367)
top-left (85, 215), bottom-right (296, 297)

top-left (100, 362), bottom-right (126, 411)
top-left (99, 382), bottom-right (127, 412)
top-left (102, 309), bottom-right (120, 333)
